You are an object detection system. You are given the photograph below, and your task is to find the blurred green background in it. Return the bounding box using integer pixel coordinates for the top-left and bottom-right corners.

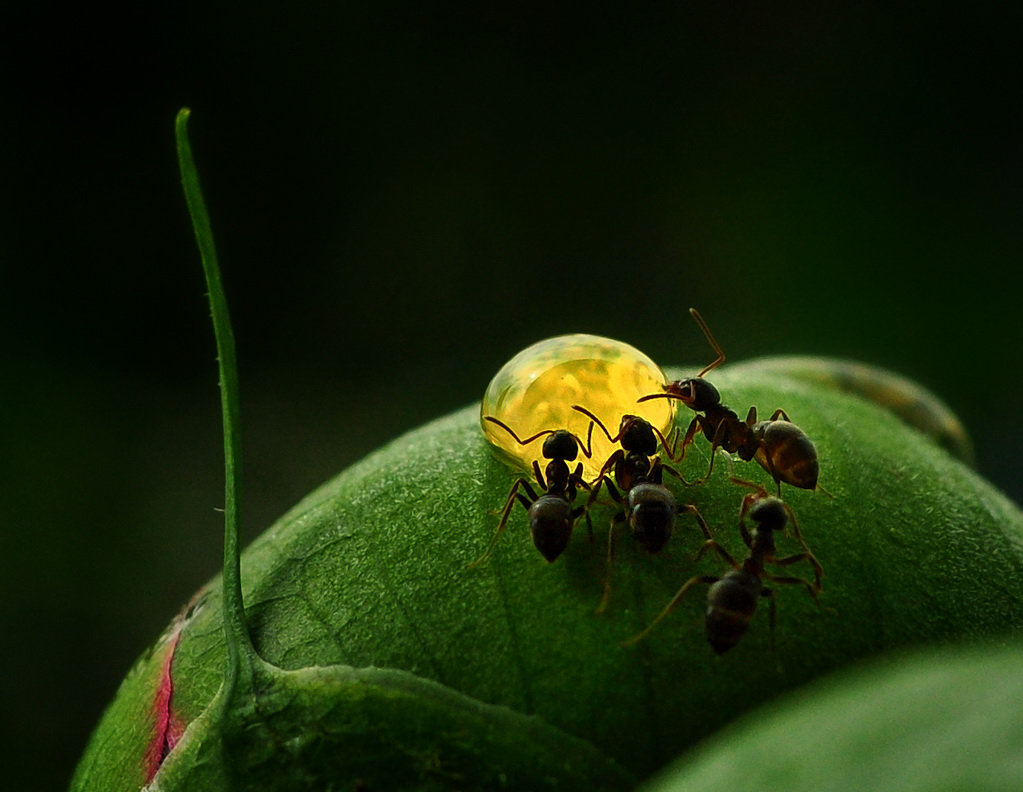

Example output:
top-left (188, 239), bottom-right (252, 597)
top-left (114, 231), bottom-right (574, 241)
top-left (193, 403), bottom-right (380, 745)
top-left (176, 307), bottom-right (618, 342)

top-left (3, 3), bottom-right (1021, 789)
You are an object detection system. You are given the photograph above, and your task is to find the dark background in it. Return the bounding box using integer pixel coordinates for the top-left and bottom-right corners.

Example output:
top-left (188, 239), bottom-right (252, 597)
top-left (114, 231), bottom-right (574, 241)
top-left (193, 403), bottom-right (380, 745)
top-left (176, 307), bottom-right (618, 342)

top-left (3, 3), bottom-right (1021, 789)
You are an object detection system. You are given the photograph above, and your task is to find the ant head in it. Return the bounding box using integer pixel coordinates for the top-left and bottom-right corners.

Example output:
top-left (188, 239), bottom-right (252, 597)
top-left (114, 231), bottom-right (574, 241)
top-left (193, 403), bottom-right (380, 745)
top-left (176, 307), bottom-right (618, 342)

top-left (619, 415), bottom-right (658, 456)
top-left (664, 377), bottom-right (720, 412)
top-left (541, 430), bottom-right (579, 462)
top-left (748, 497), bottom-right (788, 532)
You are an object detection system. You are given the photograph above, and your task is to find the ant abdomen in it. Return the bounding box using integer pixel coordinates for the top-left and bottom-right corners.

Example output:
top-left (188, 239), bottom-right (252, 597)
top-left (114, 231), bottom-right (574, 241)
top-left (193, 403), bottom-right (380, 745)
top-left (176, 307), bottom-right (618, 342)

top-left (752, 420), bottom-right (820, 491)
top-left (627, 482), bottom-right (677, 553)
top-left (528, 495), bottom-right (576, 562)
top-left (705, 570), bottom-right (762, 654)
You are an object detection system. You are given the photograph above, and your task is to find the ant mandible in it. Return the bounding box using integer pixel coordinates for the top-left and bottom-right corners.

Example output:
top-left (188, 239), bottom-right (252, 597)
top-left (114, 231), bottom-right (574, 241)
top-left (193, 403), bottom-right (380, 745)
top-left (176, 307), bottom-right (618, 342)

top-left (470, 416), bottom-right (594, 566)
top-left (638, 308), bottom-right (822, 495)
top-left (571, 405), bottom-right (711, 613)
top-left (622, 484), bottom-right (822, 653)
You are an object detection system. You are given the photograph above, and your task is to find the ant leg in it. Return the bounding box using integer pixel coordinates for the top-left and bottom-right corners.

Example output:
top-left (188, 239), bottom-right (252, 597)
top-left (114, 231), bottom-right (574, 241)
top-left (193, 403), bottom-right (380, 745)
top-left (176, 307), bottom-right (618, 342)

top-left (587, 449), bottom-right (623, 494)
top-left (754, 451), bottom-right (783, 496)
top-left (581, 475), bottom-right (605, 544)
top-left (680, 503), bottom-right (714, 541)
top-left (693, 537), bottom-right (739, 568)
top-left (570, 502), bottom-right (593, 546)
top-left (594, 480), bottom-right (625, 613)
top-left (621, 574), bottom-right (720, 647)
top-left (746, 446), bottom-right (783, 496)
top-left (735, 484), bottom-right (768, 546)
top-left (646, 422), bottom-right (681, 462)
top-left (468, 478), bottom-right (537, 567)
top-left (581, 471), bottom-right (620, 547)
top-left (816, 482), bottom-right (836, 500)
top-left (778, 500), bottom-right (820, 554)
top-left (764, 571), bottom-right (821, 604)
top-left (763, 588), bottom-right (777, 652)
top-left (566, 463), bottom-right (594, 541)
top-left (659, 460), bottom-right (697, 489)
top-left (665, 422), bottom-right (683, 462)
top-left (596, 512), bottom-right (625, 615)
top-left (732, 477), bottom-right (769, 497)
top-left (648, 456), bottom-right (664, 486)
top-left (694, 420), bottom-right (729, 485)
top-left (532, 460), bottom-right (548, 492)
top-left (568, 462), bottom-right (592, 496)
top-left (584, 465), bottom-right (617, 516)
top-left (777, 502), bottom-right (823, 586)
top-left (676, 417), bottom-right (702, 467)
top-left (733, 477), bottom-right (772, 525)
top-left (771, 553), bottom-right (823, 593)
top-left (769, 408), bottom-right (791, 422)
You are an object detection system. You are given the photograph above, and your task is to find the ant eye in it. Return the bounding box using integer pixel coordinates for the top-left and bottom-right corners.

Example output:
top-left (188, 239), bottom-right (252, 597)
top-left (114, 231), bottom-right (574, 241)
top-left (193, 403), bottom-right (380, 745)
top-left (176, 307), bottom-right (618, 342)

top-left (481, 334), bottom-right (676, 479)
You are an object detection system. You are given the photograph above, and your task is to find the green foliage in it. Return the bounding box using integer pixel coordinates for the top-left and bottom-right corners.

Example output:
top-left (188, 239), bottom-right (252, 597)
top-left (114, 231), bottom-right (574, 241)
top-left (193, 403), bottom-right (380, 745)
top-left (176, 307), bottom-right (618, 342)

top-left (71, 371), bottom-right (1023, 790)
top-left (640, 640), bottom-right (1023, 792)
top-left (149, 663), bottom-right (635, 791)
top-left (68, 111), bottom-right (1023, 791)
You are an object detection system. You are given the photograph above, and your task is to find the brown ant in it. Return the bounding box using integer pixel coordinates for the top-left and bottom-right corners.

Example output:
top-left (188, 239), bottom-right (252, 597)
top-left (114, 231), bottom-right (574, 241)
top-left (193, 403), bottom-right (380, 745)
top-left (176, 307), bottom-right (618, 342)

top-left (623, 482), bottom-right (822, 653)
top-left (638, 308), bottom-right (822, 495)
top-left (470, 416), bottom-right (594, 565)
top-left (571, 405), bottom-right (711, 613)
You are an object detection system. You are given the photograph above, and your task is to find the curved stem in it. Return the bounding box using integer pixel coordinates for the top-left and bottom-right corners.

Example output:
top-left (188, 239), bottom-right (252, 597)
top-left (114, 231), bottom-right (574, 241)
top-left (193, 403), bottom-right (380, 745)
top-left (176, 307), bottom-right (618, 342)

top-left (175, 108), bottom-right (256, 695)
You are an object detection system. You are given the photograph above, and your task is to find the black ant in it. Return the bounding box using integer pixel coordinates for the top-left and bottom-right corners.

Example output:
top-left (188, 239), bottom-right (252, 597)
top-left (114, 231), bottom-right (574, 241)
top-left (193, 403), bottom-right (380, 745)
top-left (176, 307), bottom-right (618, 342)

top-left (470, 416), bottom-right (594, 565)
top-left (571, 405), bottom-right (711, 613)
top-left (623, 482), bottom-right (822, 653)
top-left (638, 308), bottom-right (822, 495)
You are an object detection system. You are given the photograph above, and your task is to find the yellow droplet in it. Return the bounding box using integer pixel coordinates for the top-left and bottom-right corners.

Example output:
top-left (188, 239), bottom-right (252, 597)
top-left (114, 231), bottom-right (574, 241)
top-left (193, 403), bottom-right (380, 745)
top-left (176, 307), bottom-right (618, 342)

top-left (481, 334), bottom-right (676, 479)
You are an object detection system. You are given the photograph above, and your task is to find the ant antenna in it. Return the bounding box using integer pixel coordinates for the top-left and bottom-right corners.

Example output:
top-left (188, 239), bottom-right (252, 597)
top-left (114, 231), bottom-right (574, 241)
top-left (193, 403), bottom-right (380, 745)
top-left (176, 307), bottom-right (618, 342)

top-left (571, 405), bottom-right (677, 460)
top-left (690, 308), bottom-right (726, 378)
top-left (484, 416), bottom-right (555, 447)
top-left (483, 416), bottom-right (594, 458)
top-left (569, 405), bottom-right (613, 442)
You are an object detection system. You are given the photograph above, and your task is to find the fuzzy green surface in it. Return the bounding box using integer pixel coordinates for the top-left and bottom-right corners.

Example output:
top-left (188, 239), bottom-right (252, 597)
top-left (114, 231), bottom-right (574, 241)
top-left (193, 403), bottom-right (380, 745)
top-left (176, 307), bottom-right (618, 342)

top-left (71, 361), bottom-right (1023, 790)
top-left (640, 639), bottom-right (1023, 792)
top-left (68, 630), bottom-right (175, 791)
top-left (146, 662), bottom-right (635, 791)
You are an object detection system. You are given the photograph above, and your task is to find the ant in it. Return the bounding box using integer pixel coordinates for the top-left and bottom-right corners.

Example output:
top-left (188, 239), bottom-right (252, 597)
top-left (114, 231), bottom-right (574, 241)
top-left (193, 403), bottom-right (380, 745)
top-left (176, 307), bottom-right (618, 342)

top-left (470, 416), bottom-right (594, 565)
top-left (571, 405), bottom-right (711, 613)
top-left (623, 482), bottom-right (822, 653)
top-left (638, 308), bottom-right (822, 495)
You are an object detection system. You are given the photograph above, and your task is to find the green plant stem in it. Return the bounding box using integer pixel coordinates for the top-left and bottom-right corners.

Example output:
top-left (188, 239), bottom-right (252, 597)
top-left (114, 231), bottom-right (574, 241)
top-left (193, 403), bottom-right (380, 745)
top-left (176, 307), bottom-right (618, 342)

top-left (174, 107), bottom-right (255, 694)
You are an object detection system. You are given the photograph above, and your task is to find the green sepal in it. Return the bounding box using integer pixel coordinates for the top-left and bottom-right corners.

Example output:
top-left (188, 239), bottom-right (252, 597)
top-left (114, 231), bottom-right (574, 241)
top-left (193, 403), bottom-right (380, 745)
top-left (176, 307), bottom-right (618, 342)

top-left (639, 639), bottom-right (1023, 792)
top-left (71, 364), bottom-right (1023, 789)
top-left (148, 662), bottom-right (635, 791)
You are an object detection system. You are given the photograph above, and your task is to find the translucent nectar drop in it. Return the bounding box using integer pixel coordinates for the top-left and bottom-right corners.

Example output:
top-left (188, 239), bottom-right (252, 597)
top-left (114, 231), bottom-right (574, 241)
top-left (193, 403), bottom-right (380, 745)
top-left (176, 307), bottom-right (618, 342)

top-left (481, 335), bottom-right (676, 479)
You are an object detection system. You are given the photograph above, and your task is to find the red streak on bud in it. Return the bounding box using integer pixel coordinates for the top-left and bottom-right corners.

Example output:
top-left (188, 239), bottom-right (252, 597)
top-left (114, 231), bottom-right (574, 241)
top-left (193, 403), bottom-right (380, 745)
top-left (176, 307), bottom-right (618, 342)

top-left (140, 589), bottom-right (208, 784)
top-left (142, 609), bottom-right (193, 785)
top-left (144, 625), bottom-right (185, 784)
